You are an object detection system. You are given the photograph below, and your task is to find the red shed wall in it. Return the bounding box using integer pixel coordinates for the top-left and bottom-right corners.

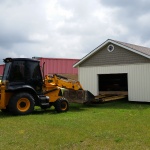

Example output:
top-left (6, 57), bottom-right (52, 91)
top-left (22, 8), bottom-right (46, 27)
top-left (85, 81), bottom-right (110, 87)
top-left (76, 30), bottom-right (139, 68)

top-left (39, 58), bottom-right (79, 75)
top-left (0, 64), bottom-right (4, 75)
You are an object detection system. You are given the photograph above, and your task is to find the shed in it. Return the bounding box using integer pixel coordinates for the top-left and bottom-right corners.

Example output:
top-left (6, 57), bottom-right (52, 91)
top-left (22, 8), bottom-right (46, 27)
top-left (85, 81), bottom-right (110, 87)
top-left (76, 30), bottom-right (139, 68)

top-left (74, 39), bottom-right (150, 102)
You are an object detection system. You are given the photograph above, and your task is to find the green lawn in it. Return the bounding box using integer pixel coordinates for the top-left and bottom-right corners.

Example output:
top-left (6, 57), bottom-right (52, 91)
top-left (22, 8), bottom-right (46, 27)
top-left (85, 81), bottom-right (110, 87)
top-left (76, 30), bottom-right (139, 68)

top-left (0, 99), bottom-right (150, 150)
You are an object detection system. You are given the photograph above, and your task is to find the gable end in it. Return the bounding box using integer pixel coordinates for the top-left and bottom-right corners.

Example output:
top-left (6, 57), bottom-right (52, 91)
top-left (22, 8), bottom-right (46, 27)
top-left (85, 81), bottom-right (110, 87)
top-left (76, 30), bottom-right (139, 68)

top-left (80, 43), bottom-right (150, 67)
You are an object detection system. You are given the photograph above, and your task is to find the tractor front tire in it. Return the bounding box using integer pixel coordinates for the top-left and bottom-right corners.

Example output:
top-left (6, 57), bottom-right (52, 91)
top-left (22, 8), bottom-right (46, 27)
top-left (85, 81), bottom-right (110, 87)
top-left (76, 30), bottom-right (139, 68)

top-left (54, 98), bottom-right (69, 113)
top-left (8, 92), bottom-right (35, 115)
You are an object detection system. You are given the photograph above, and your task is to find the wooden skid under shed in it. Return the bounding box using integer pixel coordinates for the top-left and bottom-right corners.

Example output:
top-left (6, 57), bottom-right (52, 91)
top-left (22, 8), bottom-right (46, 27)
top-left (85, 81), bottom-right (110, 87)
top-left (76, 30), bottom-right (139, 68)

top-left (95, 91), bottom-right (128, 102)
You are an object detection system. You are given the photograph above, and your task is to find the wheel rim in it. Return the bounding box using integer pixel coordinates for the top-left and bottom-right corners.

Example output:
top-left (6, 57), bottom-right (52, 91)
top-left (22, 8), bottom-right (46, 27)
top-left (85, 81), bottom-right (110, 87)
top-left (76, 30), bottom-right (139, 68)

top-left (61, 101), bottom-right (68, 111)
top-left (17, 98), bottom-right (30, 112)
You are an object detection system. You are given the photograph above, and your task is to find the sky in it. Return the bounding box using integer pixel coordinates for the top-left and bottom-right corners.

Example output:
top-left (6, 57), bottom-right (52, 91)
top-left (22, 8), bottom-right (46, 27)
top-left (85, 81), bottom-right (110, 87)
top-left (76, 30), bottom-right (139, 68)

top-left (0, 0), bottom-right (150, 64)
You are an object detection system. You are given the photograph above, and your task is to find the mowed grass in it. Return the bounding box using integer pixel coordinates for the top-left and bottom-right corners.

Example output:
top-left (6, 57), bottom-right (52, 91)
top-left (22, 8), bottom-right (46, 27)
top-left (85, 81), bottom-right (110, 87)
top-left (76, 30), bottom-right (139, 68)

top-left (0, 99), bottom-right (150, 150)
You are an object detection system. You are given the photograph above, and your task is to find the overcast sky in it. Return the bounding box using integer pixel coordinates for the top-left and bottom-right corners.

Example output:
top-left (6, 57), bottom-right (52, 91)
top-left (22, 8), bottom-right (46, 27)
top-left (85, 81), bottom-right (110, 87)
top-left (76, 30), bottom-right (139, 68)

top-left (0, 0), bottom-right (150, 63)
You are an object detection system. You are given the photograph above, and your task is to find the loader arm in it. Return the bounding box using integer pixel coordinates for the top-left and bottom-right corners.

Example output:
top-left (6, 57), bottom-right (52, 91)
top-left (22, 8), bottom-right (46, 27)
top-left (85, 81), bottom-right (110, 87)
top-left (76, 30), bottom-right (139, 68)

top-left (45, 74), bottom-right (83, 91)
top-left (44, 74), bottom-right (95, 104)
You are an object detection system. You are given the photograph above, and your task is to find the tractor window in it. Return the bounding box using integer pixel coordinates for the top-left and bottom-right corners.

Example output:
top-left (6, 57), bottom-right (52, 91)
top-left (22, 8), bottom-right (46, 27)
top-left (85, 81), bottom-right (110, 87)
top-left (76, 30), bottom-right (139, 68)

top-left (2, 62), bottom-right (11, 81)
top-left (26, 61), bottom-right (43, 92)
top-left (26, 61), bottom-right (42, 81)
top-left (9, 61), bottom-right (25, 82)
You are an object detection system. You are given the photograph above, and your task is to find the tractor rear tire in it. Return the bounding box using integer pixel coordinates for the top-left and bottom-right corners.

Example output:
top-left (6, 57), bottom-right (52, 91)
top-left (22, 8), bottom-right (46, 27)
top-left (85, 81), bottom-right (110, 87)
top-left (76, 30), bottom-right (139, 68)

top-left (8, 92), bottom-right (35, 115)
top-left (54, 98), bottom-right (69, 113)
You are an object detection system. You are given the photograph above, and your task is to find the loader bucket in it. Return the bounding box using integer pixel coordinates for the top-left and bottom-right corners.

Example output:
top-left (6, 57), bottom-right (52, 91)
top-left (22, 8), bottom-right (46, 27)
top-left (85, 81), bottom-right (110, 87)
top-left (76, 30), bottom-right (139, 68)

top-left (62, 89), bottom-right (95, 104)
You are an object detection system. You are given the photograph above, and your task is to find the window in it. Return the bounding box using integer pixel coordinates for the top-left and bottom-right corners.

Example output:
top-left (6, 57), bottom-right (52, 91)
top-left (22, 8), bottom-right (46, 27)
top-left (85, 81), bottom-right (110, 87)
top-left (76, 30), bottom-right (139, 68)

top-left (107, 44), bottom-right (114, 52)
top-left (10, 61), bottom-right (25, 81)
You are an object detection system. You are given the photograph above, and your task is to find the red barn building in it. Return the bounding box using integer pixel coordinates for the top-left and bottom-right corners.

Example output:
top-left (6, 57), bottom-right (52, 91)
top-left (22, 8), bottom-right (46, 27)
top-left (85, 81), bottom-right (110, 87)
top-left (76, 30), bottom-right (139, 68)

top-left (38, 57), bottom-right (79, 80)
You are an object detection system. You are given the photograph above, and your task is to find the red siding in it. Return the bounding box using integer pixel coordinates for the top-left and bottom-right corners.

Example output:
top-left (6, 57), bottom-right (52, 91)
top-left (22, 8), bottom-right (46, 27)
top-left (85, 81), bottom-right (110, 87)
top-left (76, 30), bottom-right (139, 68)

top-left (39, 58), bottom-right (79, 75)
top-left (0, 64), bottom-right (4, 75)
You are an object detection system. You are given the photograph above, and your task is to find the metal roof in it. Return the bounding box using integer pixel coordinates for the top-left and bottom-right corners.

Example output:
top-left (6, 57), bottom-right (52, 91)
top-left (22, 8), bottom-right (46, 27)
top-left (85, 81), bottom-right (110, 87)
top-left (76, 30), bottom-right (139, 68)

top-left (73, 39), bottom-right (150, 67)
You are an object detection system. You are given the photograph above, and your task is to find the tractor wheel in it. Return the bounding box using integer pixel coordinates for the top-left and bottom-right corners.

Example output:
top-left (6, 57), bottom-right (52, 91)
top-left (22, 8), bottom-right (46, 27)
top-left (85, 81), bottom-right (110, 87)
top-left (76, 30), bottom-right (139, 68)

top-left (8, 92), bottom-right (35, 115)
top-left (54, 98), bottom-right (69, 113)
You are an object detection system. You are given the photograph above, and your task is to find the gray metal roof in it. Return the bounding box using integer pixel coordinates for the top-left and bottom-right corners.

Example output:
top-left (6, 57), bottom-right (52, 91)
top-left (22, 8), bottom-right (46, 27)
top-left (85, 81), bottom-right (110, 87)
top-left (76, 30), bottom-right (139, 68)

top-left (112, 39), bottom-right (150, 56)
top-left (73, 39), bottom-right (150, 67)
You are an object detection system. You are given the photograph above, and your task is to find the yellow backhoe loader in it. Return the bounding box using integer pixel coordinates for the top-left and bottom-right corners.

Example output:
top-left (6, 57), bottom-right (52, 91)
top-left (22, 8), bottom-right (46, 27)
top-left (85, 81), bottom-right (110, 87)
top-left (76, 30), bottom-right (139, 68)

top-left (0, 58), bottom-right (94, 115)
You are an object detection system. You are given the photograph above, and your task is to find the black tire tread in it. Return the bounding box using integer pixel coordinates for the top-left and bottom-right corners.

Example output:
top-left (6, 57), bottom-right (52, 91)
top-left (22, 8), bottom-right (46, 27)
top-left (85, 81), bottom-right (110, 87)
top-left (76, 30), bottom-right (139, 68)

top-left (54, 97), bottom-right (69, 113)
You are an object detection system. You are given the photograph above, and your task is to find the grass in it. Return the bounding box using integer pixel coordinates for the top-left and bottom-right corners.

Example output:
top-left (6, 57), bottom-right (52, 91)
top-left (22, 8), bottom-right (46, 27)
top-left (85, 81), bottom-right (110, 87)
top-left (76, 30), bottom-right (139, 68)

top-left (0, 99), bottom-right (150, 150)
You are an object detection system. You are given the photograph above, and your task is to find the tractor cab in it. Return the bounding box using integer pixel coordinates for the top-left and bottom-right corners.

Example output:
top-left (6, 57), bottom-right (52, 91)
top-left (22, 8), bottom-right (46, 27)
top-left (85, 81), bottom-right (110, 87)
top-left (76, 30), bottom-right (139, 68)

top-left (2, 58), bottom-right (43, 93)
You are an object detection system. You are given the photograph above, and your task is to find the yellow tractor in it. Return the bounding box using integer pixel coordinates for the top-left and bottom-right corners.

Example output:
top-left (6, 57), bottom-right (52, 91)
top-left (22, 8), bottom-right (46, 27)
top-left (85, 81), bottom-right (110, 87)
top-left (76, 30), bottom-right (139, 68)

top-left (0, 58), bottom-right (94, 115)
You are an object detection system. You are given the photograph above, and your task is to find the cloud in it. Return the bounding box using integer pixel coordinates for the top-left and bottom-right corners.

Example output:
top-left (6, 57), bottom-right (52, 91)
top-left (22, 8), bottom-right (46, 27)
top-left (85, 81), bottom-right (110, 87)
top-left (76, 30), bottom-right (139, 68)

top-left (100, 0), bottom-right (150, 44)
